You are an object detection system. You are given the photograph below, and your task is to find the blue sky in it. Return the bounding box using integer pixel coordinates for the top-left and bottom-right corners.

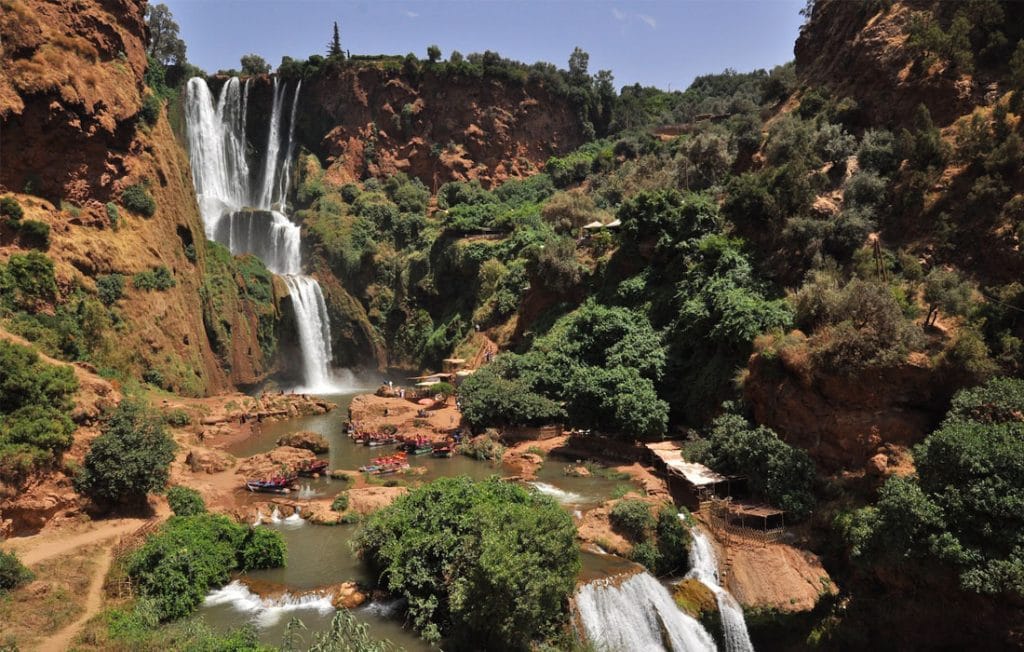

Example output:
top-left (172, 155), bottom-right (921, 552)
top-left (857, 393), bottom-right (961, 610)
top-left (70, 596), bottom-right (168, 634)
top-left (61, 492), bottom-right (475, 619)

top-left (164, 0), bottom-right (805, 91)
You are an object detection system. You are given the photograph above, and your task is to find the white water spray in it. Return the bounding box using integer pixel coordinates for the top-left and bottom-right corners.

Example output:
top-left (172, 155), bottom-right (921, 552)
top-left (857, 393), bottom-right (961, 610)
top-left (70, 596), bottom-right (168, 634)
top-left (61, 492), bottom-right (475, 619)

top-left (185, 76), bottom-right (340, 391)
top-left (529, 481), bottom-right (586, 505)
top-left (687, 528), bottom-right (754, 652)
top-left (575, 572), bottom-right (717, 652)
top-left (204, 580), bottom-right (334, 628)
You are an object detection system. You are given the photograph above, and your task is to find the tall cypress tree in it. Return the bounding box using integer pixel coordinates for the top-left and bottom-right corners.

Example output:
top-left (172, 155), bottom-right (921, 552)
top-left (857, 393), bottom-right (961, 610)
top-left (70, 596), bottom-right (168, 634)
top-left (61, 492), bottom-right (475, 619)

top-left (327, 21), bottom-right (342, 58)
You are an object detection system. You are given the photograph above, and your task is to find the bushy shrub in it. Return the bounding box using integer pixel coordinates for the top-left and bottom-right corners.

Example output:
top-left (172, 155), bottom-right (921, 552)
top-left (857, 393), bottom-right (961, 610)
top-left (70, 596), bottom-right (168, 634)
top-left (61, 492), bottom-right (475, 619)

top-left (331, 491), bottom-right (350, 512)
top-left (3, 251), bottom-right (57, 310)
top-left (105, 202), bottom-right (120, 229)
top-left (0, 550), bottom-right (33, 592)
top-left (0, 341), bottom-right (77, 482)
top-left (163, 408), bottom-right (190, 427)
top-left (354, 477), bottom-right (579, 648)
top-left (17, 219), bottom-right (50, 249)
top-left (857, 129), bottom-right (900, 175)
top-left (139, 93), bottom-right (162, 125)
top-left (654, 505), bottom-right (690, 575)
top-left (610, 499), bottom-right (655, 541)
top-left (239, 527), bottom-right (287, 570)
top-left (0, 196), bottom-right (24, 221)
top-left (133, 266), bottom-right (175, 291)
top-left (122, 184), bottom-right (156, 217)
top-left (76, 400), bottom-right (176, 506)
top-left (96, 274), bottom-right (125, 306)
top-left (166, 486), bottom-right (205, 516)
top-left (695, 410), bottom-right (817, 520)
top-left (127, 513), bottom-right (285, 621)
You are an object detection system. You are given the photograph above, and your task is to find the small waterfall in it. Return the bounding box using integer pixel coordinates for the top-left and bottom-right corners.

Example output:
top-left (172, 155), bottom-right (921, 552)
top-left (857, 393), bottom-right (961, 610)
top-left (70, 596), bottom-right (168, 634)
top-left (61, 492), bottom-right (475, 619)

top-left (185, 76), bottom-right (342, 391)
top-left (529, 481), bottom-right (585, 505)
top-left (575, 572), bottom-right (717, 652)
top-left (253, 509), bottom-right (264, 526)
top-left (283, 275), bottom-right (336, 392)
top-left (269, 506), bottom-right (282, 524)
top-left (687, 528), bottom-right (754, 652)
top-left (204, 580), bottom-right (334, 628)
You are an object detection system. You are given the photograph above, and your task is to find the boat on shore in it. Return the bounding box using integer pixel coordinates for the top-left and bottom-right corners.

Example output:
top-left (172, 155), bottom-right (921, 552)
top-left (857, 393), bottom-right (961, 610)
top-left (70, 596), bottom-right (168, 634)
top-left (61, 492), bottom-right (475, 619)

top-left (245, 475), bottom-right (296, 493)
top-left (432, 443), bottom-right (454, 458)
top-left (296, 459), bottom-right (329, 476)
top-left (359, 452), bottom-right (410, 475)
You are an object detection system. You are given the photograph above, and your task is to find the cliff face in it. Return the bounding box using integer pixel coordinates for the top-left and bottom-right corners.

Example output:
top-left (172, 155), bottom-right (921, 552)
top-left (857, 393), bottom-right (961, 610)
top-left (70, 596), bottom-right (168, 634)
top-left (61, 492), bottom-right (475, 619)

top-left (795, 0), bottom-right (983, 128)
top-left (0, 0), bottom-right (280, 394)
top-left (244, 66), bottom-right (587, 190)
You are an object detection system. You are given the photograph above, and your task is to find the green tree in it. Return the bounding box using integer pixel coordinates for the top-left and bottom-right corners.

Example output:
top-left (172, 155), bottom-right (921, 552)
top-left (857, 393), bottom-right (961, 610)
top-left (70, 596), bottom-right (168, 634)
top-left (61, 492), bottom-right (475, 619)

top-left (923, 267), bottom-right (972, 326)
top-left (0, 196), bottom-right (23, 221)
top-left (567, 46), bottom-right (589, 86)
top-left (327, 21), bottom-right (343, 58)
top-left (145, 4), bottom-right (187, 66)
top-left (76, 400), bottom-right (176, 506)
top-left (427, 44), bottom-right (441, 63)
top-left (240, 53), bottom-right (271, 76)
top-left (354, 477), bottom-right (579, 649)
top-left (695, 410), bottom-right (817, 520)
top-left (0, 550), bottom-right (33, 592)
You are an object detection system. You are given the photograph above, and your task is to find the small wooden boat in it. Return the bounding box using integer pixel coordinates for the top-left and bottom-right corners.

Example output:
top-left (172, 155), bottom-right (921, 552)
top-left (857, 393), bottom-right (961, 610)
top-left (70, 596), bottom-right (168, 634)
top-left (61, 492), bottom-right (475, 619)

top-left (245, 477), bottom-right (294, 493)
top-left (360, 452), bottom-right (410, 475)
top-left (296, 459), bottom-right (329, 477)
top-left (432, 444), bottom-right (454, 458)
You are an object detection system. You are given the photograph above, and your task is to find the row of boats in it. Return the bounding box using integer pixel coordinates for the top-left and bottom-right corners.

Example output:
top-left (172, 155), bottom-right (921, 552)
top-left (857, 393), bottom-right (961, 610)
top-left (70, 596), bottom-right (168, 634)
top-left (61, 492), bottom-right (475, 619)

top-left (245, 432), bottom-right (461, 490)
top-left (244, 458), bottom-right (329, 493)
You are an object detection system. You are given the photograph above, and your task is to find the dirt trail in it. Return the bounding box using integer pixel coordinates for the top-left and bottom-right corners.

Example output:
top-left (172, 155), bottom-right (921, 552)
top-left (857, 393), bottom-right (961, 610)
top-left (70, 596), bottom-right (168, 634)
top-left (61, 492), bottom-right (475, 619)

top-left (8, 517), bottom-right (149, 567)
top-left (35, 546), bottom-right (114, 652)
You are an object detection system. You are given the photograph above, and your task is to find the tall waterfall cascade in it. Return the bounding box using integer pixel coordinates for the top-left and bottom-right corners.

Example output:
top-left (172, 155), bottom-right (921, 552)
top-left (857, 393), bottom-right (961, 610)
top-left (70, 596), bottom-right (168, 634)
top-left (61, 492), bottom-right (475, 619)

top-left (575, 571), bottom-right (717, 652)
top-left (185, 76), bottom-right (339, 392)
top-left (687, 528), bottom-right (755, 652)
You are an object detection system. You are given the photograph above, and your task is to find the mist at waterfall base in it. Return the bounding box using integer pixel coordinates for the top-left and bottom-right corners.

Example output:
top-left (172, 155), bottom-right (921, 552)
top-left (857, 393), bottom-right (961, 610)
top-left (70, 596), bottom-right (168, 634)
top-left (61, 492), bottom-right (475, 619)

top-left (185, 76), bottom-right (350, 394)
top-left (686, 528), bottom-right (755, 652)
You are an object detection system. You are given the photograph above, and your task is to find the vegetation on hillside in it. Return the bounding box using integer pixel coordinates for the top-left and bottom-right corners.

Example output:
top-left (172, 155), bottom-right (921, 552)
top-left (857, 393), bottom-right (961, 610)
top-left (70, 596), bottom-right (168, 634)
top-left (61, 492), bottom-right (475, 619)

top-left (0, 340), bottom-right (77, 484)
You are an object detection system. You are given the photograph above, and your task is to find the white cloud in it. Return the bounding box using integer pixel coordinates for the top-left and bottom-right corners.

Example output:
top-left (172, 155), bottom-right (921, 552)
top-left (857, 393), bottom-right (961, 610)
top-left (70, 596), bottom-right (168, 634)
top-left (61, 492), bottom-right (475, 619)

top-left (638, 13), bottom-right (657, 29)
top-left (611, 7), bottom-right (626, 21)
top-left (403, 10), bottom-right (419, 18)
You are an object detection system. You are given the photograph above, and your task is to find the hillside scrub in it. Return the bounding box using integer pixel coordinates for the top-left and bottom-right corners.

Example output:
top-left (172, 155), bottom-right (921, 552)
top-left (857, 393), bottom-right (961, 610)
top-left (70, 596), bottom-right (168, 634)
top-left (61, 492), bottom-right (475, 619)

top-left (354, 477), bottom-right (579, 649)
top-left (0, 340), bottom-right (78, 483)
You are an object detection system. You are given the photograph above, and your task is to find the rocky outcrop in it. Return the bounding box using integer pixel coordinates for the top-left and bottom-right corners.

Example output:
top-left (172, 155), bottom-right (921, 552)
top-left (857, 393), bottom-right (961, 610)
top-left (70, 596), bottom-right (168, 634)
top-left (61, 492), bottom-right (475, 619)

top-left (243, 66), bottom-right (586, 190)
top-left (236, 447), bottom-right (316, 480)
top-left (276, 431), bottom-right (330, 454)
top-left (795, 1), bottom-right (1020, 128)
top-left (743, 341), bottom-right (956, 472)
top-left (185, 448), bottom-right (235, 474)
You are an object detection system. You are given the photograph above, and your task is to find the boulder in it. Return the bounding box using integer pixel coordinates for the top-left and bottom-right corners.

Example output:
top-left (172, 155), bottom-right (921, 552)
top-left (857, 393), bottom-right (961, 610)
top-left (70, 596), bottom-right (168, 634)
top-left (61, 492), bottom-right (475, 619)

top-left (186, 448), bottom-right (235, 474)
top-left (331, 582), bottom-right (367, 609)
top-left (236, 446), bottom-right (316, 479)
top-left (277, 431), bottom-right (330, 454)
top-left (867, 453), bottom-right (889, 477)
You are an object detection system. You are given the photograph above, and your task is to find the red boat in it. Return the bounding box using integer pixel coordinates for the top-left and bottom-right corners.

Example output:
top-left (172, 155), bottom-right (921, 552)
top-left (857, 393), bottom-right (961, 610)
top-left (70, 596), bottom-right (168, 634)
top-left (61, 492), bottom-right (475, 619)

top-left (296, 459), bottom-right (329, 476)
top-left (245, 474), bottom-right (296, 493)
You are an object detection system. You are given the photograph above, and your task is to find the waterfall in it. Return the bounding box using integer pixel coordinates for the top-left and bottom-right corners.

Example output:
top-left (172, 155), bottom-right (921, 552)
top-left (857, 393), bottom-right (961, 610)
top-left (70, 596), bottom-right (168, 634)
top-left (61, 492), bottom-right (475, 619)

top-left (282, 276), bottom-right (335, 392)
top-left (529, 481), bottom-right (586, 505)
top-left (185, 76), bottom-right (340, 391)
top-left (687, 529), bottom-right (754, 652)
top-left (575, 572), bottom-right (717, 652)
top-left (204, 580), bottom-right (334, 628)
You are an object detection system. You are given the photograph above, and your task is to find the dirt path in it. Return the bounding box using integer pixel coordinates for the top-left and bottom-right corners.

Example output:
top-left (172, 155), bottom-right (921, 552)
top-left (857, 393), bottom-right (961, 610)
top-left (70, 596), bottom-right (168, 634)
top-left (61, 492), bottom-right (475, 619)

top-left (36, 545), bottom-right (114, 652)
top-left (8, 517), bottom-right (149, 567)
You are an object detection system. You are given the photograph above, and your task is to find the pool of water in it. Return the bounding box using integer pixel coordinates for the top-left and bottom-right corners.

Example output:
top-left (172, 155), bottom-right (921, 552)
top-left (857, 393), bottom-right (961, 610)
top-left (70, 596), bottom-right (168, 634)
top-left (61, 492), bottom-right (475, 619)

top-left (528, 458), bottom-right (636, 509)
top-left (228, 392), bottom-right (505, 485)
top-left (201, 519), bottom-right (431, 650)
top-left (205, 394), bottom-right (642, 648)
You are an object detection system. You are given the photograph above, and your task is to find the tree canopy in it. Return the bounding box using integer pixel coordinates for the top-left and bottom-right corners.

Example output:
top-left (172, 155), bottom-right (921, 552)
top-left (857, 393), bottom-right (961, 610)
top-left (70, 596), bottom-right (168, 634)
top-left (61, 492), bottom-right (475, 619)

top-left (354, 477), bottom-right (579, 650)
top-left (145, 4), bottom-right (187, 66)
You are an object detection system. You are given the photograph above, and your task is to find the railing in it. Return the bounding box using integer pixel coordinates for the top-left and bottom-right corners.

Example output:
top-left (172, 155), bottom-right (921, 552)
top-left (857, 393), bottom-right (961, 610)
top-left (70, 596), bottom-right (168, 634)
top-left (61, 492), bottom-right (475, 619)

top-left (700, 498), bottom-right (785, 547)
